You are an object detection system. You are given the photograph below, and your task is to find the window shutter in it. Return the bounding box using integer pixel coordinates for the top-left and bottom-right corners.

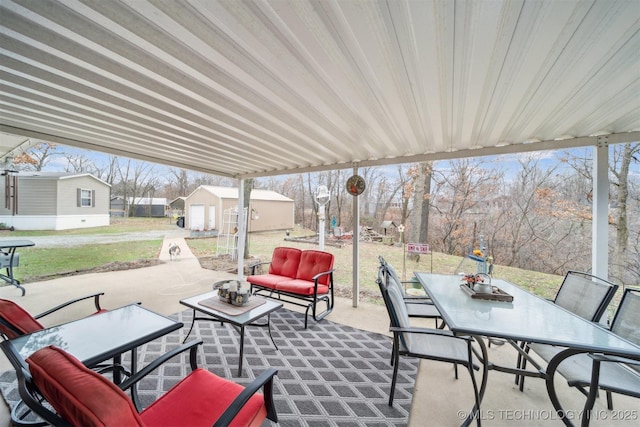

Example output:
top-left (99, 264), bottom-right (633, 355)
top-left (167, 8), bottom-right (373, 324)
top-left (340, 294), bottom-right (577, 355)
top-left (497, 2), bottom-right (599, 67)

top-left (92, 190), bottom-right (95, 207)
top-left (77, 188), bottom-right (81, 207)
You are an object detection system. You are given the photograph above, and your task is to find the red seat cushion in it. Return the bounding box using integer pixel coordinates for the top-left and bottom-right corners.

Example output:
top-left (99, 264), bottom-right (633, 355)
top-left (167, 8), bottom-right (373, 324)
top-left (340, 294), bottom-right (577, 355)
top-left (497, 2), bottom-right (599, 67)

top-left (268, 247), bottom-right (301, 277)
top-left (0, 299), bottom-right (45, 339)
top-left (140, 368), bottom-right (267, 427)
top-left (276, 279), bottom-right (330, 296)
top-left (247, 274), bottom-right (290, 290)
top-left (295, 250), bottom-right (334, 286)
top-left (27, 346), bottom-right (144, 427)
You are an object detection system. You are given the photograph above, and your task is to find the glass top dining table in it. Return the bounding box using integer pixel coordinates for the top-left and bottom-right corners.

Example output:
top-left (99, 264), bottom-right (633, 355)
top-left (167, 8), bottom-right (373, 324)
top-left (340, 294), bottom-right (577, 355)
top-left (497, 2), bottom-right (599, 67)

top-left (414, 273), bottom-right (640, 357)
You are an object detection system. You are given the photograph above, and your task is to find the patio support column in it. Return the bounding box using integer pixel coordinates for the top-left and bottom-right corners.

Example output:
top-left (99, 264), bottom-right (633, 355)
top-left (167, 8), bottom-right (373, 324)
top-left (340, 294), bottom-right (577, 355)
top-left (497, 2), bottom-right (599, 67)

top-left (352, 166), bottom-right (360, 308)
top-left (592, 138), bottom-right (608, 282)
top-left (237, 180), bottom-right (246, 281)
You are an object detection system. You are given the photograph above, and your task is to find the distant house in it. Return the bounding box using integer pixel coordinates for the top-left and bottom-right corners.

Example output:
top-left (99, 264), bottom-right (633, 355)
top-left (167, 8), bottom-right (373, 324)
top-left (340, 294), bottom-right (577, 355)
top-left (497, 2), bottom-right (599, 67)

top-left (127, 197), bottom-right (168, 217)
top-left (110, 196), bottom-right (126, 217)
top-left (184, 186), bottom-right (294, 232)
top-left (0, 172), bottom-right (110, 230)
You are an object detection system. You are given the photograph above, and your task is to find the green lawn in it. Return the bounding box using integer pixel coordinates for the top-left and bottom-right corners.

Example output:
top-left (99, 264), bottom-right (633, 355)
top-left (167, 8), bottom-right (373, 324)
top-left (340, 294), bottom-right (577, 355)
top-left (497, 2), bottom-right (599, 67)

top-left (2, 218), bottom-right (562, 302)
top-left (13, 240), bottom-right (163, 283)
top-left (1, 217), bottom-right (175, 237)
top-left (188, 227), bottom-right (563, 301)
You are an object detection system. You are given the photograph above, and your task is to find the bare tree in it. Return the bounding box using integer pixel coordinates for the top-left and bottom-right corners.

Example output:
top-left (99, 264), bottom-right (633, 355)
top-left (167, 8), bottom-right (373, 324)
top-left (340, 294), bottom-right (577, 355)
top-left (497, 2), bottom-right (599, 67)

top-left (94, 155), bottom-right (120, 186)
top-left (13, 143), bottom-right (59, 171)
top-left (163, 168), bottom-right (191, 201)
top-left (369, 167), bottom-right (402, 227)
top-left (430, 159), bottom-right (502, 255)
top-left (609, 142), bottom-right (640, 285)
top-left (63, 151), bottom-right (96, 174)
top-left (408, 162), bottom-right (433, 244)
top-left (113, 160), bottom-right (160, 217)
top-left (494, 154), bottom-right (594, 274)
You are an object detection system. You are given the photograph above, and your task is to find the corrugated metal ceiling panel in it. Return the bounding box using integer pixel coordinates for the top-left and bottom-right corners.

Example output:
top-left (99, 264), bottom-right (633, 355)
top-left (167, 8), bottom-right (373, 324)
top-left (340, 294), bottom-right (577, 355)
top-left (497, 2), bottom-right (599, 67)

top-left (0, 0), bottom-right (638, 178)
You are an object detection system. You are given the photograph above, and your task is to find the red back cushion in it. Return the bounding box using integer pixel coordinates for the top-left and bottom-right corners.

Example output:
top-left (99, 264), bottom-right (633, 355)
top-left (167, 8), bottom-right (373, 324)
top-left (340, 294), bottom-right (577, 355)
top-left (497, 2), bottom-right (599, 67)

top-left (0, 299), bottom-right (44, 339)
top-left (268, 247), bottom-right (302, 278)
top-left (296, 250), bottom-right (334, 286)
top-left (27, 346), bottom-right (144, 427)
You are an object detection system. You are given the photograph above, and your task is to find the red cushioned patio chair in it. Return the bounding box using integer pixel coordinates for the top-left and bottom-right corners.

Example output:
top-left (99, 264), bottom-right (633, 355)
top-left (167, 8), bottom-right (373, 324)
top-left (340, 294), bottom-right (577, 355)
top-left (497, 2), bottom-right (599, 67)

top-left (14, 339), bottom-right (278, 427)
top-left (0, 293), bottom-right (137, 425)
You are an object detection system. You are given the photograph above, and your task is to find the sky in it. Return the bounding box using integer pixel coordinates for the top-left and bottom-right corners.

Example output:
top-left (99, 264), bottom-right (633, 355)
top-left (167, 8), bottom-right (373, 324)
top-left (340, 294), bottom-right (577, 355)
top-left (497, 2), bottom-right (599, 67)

top-left (33, 142), bottom-right (640, 184)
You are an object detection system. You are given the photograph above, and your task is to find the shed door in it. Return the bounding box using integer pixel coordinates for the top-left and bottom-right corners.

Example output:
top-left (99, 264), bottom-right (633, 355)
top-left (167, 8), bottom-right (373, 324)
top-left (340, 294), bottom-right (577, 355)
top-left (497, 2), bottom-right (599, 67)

top-left (189, 204), bottom-right (205, 230)
top-left (208, 205), bottom-right (216, 229)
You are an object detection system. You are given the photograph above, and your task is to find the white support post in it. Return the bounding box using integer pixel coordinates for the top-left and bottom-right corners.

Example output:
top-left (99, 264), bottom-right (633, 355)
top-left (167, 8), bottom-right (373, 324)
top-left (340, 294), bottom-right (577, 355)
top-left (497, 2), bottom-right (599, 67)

top-left (352, 167), bottom-right (360, 308)
top-left (593, 139), bottom-right (610, 325)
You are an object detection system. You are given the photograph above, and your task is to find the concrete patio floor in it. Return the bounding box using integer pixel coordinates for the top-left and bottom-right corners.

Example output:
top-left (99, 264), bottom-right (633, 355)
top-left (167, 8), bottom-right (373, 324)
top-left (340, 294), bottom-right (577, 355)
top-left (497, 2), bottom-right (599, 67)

top-left (0, 235), bottom-right (637, 426)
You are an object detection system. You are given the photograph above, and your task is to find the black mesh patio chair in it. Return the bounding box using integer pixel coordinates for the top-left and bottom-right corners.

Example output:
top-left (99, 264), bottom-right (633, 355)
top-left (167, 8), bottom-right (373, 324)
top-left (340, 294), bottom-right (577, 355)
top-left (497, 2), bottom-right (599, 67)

top-left (551, 271), bottom-right (619, 322)
top-left (377, 269), bottom-right (487, 426)
top-left (544, 287), bottom-right (640, 426)
top-left (378, 256), bottom-right (444, 328)
top-left (516, 271), bottom-right (619, 391)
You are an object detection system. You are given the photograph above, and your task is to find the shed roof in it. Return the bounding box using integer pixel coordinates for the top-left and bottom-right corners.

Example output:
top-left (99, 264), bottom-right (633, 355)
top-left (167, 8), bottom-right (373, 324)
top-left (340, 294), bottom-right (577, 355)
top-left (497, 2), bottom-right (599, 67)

top-left (0, 0), bottom-right (638, 178)
top-left (127, 197), bottom-right (168, 205)
top-left (198, 185), bottom-right (293, 202)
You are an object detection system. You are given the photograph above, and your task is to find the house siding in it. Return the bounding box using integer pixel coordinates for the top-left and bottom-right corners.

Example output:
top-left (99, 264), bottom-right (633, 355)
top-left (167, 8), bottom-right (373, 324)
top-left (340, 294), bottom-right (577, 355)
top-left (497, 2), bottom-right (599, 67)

top-left (57, 175), bottom-right (106, 214)
top-left (0, 177), bottom-right (57, 215)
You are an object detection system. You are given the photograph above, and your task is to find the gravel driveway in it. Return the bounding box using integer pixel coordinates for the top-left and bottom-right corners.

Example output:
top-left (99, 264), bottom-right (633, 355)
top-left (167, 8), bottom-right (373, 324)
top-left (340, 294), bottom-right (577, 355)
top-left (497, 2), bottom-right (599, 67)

top-left (19, 229), bottom-right (187, 248)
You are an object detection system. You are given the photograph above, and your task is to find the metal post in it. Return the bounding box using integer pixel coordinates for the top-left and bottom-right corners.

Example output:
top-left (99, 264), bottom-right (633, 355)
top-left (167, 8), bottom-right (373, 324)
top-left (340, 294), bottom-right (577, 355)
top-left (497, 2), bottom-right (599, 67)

top-left (315, 185), bottom-right (329, 251)
top-left (318, 209), bottom-right (325, 250)
top-left (398, 224), bottom-right (405, 280)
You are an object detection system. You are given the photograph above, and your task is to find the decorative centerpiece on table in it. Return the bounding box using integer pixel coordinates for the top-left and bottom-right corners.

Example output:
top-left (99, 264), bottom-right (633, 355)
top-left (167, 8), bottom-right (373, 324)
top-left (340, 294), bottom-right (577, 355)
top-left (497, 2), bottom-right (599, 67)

top-left (215, 280), bottom-right (251, 306)
top-left (461, 273), bottom-right (492, 294)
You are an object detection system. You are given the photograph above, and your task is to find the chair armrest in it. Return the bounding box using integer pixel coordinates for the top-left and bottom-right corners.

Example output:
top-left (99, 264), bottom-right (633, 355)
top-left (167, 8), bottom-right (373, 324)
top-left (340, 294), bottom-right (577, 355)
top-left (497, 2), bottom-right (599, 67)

top-left (312, 269), bottom-right (334, 282)
top-left (213, 367), bottom-right (279, 426)
top-left (589, 353), bottom-right (640, 366)
top-left (249, 261), bottom-right (271, 275)
top-left (404, 297), bottom-right (434, 304)
top-left (34, 292), bottom-right (105, 319)
top-left (118, 339), bottom-right (203, 392)
top-left (390, 326), bottom-right (462, 339)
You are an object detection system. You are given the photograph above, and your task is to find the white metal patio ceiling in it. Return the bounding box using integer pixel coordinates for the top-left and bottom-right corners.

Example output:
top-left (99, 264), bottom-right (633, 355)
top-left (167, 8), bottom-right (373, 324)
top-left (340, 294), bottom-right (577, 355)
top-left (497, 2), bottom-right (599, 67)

top-left (0, 0), bottom-right (639, 179)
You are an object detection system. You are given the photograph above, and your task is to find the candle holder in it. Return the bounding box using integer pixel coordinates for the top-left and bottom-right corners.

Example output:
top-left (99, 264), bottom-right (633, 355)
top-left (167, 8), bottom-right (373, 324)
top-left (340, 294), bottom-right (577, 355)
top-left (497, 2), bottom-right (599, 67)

top-left (213, 280), bottom-right (251, 306)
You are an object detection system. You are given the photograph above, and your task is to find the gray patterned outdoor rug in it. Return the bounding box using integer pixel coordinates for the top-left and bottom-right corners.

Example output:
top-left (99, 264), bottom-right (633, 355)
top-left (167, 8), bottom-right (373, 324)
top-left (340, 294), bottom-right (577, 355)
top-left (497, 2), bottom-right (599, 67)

top-left (0, 308), bottom-right (418, 426)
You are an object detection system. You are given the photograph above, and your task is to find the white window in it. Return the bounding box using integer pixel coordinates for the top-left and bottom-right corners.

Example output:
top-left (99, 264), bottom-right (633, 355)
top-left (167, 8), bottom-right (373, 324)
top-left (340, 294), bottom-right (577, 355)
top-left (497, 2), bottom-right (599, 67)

top-left (77, 188), bottom-right (94, 207)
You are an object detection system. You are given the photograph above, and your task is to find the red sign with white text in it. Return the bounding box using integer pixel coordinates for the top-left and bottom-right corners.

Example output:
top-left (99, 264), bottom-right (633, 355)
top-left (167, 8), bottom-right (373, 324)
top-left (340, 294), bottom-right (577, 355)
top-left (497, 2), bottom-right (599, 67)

top-left (407, 243), bottom-right (430, 254)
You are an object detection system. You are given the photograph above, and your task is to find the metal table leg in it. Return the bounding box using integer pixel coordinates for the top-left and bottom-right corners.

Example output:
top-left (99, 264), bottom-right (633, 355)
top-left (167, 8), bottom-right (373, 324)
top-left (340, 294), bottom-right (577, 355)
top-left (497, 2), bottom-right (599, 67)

top-left (238, 325), bottom-right (245, 376)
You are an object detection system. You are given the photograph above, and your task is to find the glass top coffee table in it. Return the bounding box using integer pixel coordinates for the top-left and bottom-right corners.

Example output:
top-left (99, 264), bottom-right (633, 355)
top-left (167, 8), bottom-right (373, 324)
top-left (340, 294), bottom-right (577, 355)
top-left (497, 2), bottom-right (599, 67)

top-left (180, 289), bottom-right (282, 376)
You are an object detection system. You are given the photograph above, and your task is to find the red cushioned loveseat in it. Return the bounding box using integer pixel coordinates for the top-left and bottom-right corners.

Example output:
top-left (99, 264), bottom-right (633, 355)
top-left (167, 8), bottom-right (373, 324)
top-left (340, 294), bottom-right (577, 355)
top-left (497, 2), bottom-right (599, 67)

top-left (248, 247), bottom-right (335, 329)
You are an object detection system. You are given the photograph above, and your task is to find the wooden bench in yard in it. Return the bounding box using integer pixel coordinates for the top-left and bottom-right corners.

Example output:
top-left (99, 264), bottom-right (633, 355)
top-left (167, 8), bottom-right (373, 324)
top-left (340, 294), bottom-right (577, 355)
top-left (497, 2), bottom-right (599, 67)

top-left (247, 247), bottom-right (335, 329)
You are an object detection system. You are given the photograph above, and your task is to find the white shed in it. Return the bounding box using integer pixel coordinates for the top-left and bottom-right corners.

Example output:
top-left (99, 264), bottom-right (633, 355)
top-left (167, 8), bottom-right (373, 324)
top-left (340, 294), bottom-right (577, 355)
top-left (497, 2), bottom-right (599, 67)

top-left (184, 186), bottom-right (294, 232)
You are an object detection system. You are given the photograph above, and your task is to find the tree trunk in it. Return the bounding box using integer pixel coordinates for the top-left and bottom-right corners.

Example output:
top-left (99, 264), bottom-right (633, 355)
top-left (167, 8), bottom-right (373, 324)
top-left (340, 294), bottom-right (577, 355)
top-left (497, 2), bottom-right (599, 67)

top-left (611, 144), bottom-right (632, 283)
top-left (409, 162), bottom-right (432, 243)
top-left (243, 179), bottom-right (253, 259)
